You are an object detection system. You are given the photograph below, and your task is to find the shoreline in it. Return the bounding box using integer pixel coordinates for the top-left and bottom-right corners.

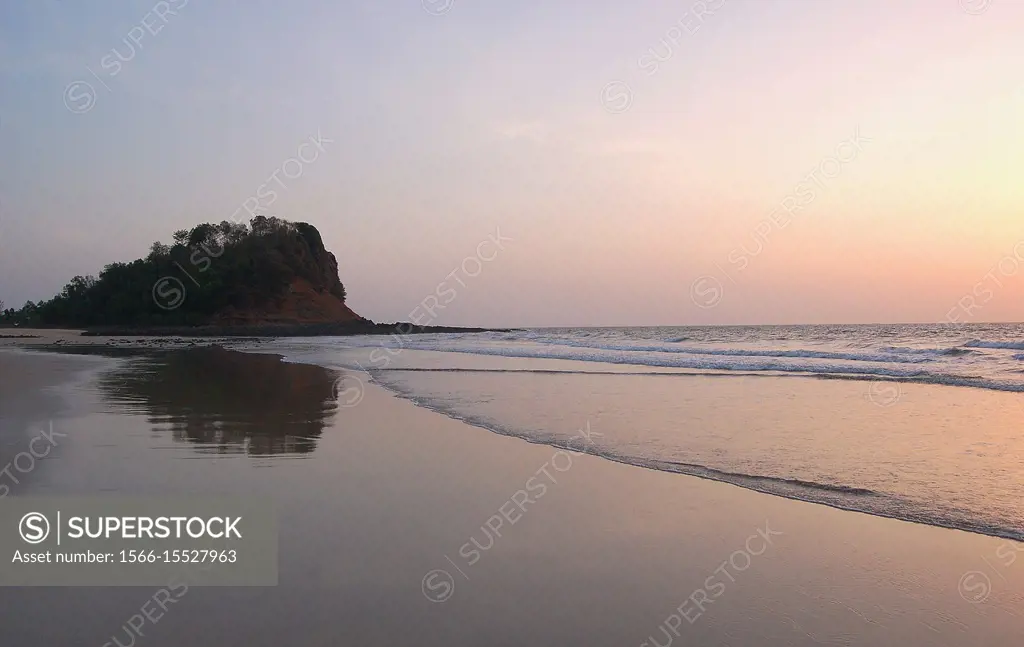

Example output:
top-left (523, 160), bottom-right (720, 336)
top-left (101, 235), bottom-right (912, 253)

top-left (0, 322), bottom-right (511, 338)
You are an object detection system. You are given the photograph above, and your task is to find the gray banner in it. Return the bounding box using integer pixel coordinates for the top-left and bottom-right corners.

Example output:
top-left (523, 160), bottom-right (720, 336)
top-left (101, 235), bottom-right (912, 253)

top-left (0, 497), bottom-right (277, 586)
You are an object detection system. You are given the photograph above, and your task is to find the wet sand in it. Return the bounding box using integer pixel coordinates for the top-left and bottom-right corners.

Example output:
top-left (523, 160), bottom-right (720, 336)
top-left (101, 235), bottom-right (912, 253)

top-left (0, 347), bottom-right (1021, 646)
top-left (0, 349), bottom-right (111, 473)
top-left (0, 328), bottom-right (267, 351)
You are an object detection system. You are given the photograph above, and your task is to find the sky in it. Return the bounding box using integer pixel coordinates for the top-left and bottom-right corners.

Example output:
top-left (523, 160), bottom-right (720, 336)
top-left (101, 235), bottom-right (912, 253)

top-left (0, 0), bottom-right (1022, 327)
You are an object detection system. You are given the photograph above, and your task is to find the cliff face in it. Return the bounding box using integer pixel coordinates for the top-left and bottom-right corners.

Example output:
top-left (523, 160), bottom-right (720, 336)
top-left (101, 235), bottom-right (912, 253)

top-left (212, 219), bottom-right (364, 326)
top-left (213, 278), bottom-right (362, 326)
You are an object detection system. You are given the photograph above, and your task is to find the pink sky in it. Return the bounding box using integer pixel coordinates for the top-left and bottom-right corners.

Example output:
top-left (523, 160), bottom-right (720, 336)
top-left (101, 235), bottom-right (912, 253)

top-left (1, 0), bottom-right (1022, 325)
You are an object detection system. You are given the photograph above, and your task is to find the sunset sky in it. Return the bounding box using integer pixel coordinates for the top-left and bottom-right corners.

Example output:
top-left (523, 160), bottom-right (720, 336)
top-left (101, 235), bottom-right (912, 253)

top-left (1, 0), bottom-right (1022, 326)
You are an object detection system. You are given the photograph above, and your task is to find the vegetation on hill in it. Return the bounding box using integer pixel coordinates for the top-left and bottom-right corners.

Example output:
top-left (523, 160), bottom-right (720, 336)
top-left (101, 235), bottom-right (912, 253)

top-left (0, 217), bottom-right (350, 328)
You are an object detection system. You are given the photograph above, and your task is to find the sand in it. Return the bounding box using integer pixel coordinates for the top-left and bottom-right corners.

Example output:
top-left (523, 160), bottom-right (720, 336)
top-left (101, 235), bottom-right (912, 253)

top-left (0, 327), bottom-right (267, 350)
top-left (0, 349), bottom-right (112, 472)
top-left (0, 346), bottom-right (1021, 646)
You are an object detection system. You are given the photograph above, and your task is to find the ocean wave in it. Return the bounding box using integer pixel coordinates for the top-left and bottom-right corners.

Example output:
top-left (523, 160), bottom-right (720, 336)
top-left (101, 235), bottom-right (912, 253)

top-left (531, 338), bottom-right (934, 364)
top-left (371, 365), bottom-right (1024, 394)
top-left (965, 340), bottom-right (1024, 351)
top-left (663, 462), bottom-right (877, 496)
top-left (346, 339), bottom-right (1024, 393)
top-left (814, 372), bottom-right (1024, 392)
top-left (393, 341), bottom-right (934, 376)
top-left (881, 346), bottom-right (975, 356)
top-left (944, 348), bottom-right (976, 356)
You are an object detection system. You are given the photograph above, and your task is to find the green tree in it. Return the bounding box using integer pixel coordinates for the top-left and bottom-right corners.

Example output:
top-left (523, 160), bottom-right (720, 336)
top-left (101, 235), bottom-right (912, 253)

top-left (26, 218), bottom-right (348, 328)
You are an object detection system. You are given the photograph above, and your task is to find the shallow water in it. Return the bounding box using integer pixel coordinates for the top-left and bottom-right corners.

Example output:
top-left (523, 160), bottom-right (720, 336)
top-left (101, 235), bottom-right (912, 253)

top-left (258, 324), bottom-right (1024, 542)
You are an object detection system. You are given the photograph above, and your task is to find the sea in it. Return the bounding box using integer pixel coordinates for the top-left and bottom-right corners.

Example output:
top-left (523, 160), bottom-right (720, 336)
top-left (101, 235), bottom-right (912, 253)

top-left (260, 323), bottom-right (1024, 542)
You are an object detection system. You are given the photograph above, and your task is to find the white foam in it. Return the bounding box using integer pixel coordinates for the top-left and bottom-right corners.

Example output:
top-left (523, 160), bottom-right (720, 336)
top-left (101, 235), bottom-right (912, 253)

top-left (965, 339), bottom-right (1024, 351)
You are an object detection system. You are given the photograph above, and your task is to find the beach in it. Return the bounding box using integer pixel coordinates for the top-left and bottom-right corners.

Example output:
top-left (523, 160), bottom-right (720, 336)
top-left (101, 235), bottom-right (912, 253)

top-left (0, 338), bottom-right (1021, 646)
top-left (5, 0), bottom-right (1022, 643)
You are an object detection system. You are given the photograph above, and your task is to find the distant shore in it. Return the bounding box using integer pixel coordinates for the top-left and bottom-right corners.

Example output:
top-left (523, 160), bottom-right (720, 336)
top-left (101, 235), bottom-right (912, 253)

top-left (1, 321), bottom-right (510, 339)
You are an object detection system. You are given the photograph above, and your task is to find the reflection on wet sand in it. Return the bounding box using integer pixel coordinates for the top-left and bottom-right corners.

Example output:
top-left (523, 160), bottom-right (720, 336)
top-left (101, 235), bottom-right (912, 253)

top-left (95, 347), bottom-right (341, 456)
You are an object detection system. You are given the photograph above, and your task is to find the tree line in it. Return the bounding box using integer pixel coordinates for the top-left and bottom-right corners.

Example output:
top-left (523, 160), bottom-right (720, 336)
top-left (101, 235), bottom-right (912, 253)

top-left (1, 217), bottom-right (346, 328)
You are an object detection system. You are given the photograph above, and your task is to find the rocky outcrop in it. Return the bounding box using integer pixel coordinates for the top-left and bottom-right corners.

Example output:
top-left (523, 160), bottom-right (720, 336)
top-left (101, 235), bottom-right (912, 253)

top-left (212, 278), bottom-right (363, 326)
